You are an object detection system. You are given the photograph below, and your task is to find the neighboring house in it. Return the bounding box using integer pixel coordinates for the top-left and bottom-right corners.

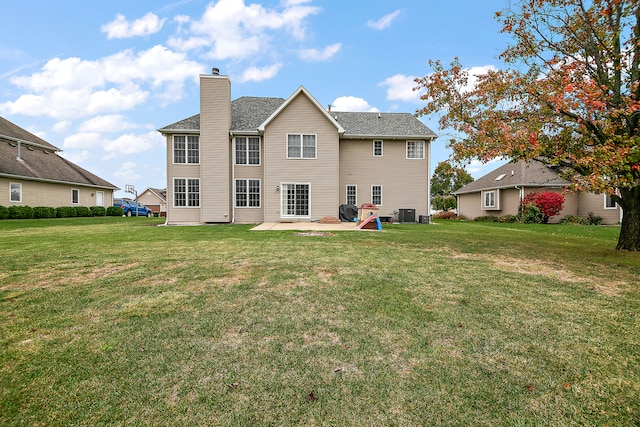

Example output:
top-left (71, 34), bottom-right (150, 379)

top-left (138, 187), bottom-right (167, 216)
top-left (454, 160), bottom-right (622, 224)
top-left (158, 69), bottom-right (437, 225)
top-left (0, 116), bottom-right (118, 208)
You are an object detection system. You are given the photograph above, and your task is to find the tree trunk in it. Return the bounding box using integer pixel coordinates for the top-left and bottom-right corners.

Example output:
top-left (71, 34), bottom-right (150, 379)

top-left (616, 185), bottom-right (640, 251)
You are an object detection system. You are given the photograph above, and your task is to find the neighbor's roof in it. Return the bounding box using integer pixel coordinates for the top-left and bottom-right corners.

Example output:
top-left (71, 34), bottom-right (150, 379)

top-left (454, 160), bottom-right (570, 195)
top-left (159, 94), bottom-right (436, 139)
top-left (0, 116), bottom-right (119, 190)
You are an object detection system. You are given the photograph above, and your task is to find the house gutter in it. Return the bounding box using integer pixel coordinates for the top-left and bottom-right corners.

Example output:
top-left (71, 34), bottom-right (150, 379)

top-left (0, 133), bottom-right (60, 152)
top-left (0, 172), bottom-right (119, 190)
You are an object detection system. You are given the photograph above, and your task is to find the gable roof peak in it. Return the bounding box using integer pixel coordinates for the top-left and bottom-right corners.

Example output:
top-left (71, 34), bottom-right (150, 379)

top-left (257, 86), bottom-right (345, 134)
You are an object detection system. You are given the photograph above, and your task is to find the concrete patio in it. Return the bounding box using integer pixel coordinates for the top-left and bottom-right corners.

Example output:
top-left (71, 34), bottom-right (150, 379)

top-left (251, 221), bottom-right (359, 231)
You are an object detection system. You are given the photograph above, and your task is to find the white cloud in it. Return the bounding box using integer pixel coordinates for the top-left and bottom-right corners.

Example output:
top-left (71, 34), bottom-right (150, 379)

top-left (367, 10), bottom-right (401, 30)
top-left (332, 96), bottom-right (379, 112)
top-left (0, 45), bottom-right (204, 119)
top-left (59, 149), bottom-right (90, 164)
top-left (101, 13), bottom-right (166, 39)
top-left (52, 120), bottom-right (71, 133)
top-left (113, 161), bottom-right (141, 181)
top-left (466, 158), bottom-right (506, 178)
top-left (78, 115), bottom-right (137, 133)
top-left (298, 43), bottom-right (341, 61)
top-left (104, 131), bottom-right (164, 158)
top-left (63, 132), bottom-right (104, 150)
top-left (237, 63), bottom-right (282, 82)
top-left (378, 74), bottom-right (423, 103)
top-left (167, 0), bottom-right (320, 60)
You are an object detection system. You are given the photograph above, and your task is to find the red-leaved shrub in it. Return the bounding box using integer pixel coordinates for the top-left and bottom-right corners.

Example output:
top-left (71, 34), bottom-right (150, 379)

top-left (521, 191), bottom-right (565, 223)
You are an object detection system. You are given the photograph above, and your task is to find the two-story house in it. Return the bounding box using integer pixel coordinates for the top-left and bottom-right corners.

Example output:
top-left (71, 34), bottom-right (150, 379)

top-left (159, 69), bottom-right (437, 225)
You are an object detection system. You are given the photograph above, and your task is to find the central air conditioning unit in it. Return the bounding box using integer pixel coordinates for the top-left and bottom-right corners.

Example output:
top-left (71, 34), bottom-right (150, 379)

top-left (398, 208), bottom-right (415, 223)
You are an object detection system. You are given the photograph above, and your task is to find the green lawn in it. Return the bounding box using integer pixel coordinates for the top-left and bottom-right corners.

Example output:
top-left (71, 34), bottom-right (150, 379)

top-left (1, 218), bottom-right (638, 426)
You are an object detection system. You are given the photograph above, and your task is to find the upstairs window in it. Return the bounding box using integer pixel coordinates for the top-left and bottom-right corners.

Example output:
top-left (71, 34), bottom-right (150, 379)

top-left (373, 140), bottom-right (383, 157)
top-left (406, 141), bottom-right (425, 159)
top-left (287, 134), bottom-right (316, 159)
top-left (173, 135), bottom-right (199, 164)
top-left (235, 137), bottom-right (260, 165)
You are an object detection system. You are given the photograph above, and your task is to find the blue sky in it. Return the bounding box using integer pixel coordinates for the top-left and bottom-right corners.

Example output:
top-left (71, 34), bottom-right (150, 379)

top-left (1, 0), bottom-right (510, 197)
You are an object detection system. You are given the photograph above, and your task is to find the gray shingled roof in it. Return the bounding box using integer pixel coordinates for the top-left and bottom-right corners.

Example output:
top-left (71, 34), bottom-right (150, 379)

top-left (332, 111), bottom-right (437, 138)
top-left (0, 116), bottom-right (118, 189)
top-left (454, 160), bottom-right (570, 195)
top-left (159, 97), bottom-right (437, 139)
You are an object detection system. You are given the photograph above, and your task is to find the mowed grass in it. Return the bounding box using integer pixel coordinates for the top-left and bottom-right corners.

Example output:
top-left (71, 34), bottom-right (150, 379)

top-left (0, 218), bottom-right (638, 426)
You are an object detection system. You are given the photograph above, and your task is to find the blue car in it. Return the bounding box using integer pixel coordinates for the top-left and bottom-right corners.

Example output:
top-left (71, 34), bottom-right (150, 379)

top-left (113, 198), bottom-right (153, 217)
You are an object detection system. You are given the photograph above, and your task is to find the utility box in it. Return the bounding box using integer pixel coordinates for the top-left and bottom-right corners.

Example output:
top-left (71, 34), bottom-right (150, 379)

top-left (419, 215), bottom-right (430, 224)
top-left (358, 203), bottom-right (379, 224)
top-left (398, 208), bottom-right (416, 223)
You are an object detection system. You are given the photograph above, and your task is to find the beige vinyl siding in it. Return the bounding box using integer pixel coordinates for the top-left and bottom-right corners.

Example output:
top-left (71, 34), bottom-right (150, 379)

top-left (0, 177), bottom-right (113, 207)
top-left (233, 159), bottom-right (264, 223)
top-left (262, 93), bottom-right (340, 222)
top-left (199, 74), bottom-right (231, 223)
top-left (339, 139), bottom-right (429, 218)
top-left (165, 133), bottom-right (201, 224)
top-left (577, 192), bottom-right (621, 225)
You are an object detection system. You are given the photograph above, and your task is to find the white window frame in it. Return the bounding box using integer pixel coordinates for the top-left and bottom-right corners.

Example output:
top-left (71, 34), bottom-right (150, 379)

top-left (483, 190), bottom-right (496, 209)
top-left (235, 179), bottom-right (261, 208)
top-left (371, 185), bottom-right (382, 206)
top-left (373, 140), bottom-right (383, 157)
top-left (71, 188), bottom-right (79, 205)
top-left (173, 178), bottom-right (200, 207)
top-left (604, 194), bottom-right (617, 209)
top-left (235, 136), bottom-right (261, 166)
top-left (9, 182), bottom-right (21, 203)
top-left (346, 185), bottom-right (357, 206)
top-left (173, 135), bottom-right (200, 164)
top-left (281, 183), bottom-right (311, 218)
top-left (406, 140), bottom-right (425, 159)
top-left (286, 134), bottom-right (317, 159)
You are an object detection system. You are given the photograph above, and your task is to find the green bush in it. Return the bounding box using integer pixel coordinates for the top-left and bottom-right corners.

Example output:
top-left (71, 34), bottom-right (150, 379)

top-left (75, 206), bottom-right (92, 217)
top-left (8, 205), bottom-right (34, 219)
top-left (498, 214), bottom-right (520, 223)
top-left (0, 206), bottom-right (8, 219)
top-left (586, 212), bottom-right (603, 225)
top-left (33, 206), bottom-right (56, 219)
top-left (55, 206), bottom-right (77, 218)
top-left (474, 215), bottom-right (498, 222)
top-left (560, 215), bottom-right (587, 225)
top-left (106, 206), bottom-right (123, 216)
top-left (90, 206), bottom-right (107, 217)
top-left (520, 203), bottom-right (544, 224)
top-left (432, 195), bottom-right (457, 211)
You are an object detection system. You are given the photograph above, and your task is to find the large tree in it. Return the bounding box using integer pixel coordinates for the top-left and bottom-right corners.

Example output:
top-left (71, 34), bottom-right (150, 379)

top-left (431, 161), bottom-right (474, 210)
top-left (415, 0), bottom-right (640, 250)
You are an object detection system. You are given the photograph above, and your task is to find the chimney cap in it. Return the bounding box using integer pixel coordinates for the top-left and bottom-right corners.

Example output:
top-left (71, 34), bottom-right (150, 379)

top-left (212, 67), bottom-right (220, 75)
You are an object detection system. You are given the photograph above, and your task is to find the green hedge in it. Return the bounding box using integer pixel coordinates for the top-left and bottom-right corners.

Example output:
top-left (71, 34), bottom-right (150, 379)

top-left (8, 205), bottom-right (34, 219)
top-left (0, 205), bottom-right (144, 219)
top-left (106, 206), bottom-right (123, 216)
top-left (34, 206), bottom-right (56, 219)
